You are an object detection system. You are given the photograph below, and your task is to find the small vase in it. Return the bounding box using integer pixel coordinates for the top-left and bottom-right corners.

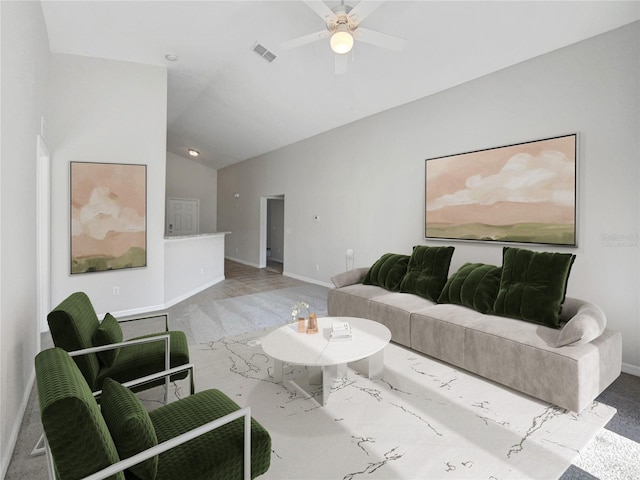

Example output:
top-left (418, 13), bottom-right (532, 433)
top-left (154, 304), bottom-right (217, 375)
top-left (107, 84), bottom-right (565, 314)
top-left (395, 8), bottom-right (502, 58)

top-left (297, 317), bottom-right (306, 333)
top-left (306, 313), bottom-right (318, 334)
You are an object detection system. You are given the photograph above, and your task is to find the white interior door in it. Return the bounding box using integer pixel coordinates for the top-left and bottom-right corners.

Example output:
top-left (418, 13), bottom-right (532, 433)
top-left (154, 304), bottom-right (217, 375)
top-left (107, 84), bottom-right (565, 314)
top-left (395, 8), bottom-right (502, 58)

top-left (167, 198), bottom-right (199, 236)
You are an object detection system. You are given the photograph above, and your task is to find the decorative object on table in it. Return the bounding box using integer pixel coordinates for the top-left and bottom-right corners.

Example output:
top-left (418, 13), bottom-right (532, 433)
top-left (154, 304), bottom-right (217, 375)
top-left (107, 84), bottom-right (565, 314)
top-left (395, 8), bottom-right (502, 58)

top-left (425, 133), bottom-right (577, 246)
top-left (291, 301), bottom-right (309, 333)
top-left (330, 321), bottom-right (352, 341)
top-left (297, 317), bottom-right (306, 333)
top-left (306, 313), bottom-right (318, 334)
top-left (70, 161), bottom-right (147, 274)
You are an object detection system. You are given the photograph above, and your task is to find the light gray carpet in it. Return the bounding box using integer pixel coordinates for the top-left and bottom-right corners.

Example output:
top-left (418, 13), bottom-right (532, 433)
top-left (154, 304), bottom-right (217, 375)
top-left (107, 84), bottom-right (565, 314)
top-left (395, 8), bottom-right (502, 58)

top-left (5, 276), bottom-right (640, 479)
top-left (167, 284), bottom-right (329, 344)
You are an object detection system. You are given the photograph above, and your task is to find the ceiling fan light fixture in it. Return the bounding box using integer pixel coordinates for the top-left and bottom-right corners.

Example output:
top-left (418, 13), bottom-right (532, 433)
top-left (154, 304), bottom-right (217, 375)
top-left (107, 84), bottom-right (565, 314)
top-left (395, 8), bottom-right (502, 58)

top-left (330, 26), bottom-right (354, 54)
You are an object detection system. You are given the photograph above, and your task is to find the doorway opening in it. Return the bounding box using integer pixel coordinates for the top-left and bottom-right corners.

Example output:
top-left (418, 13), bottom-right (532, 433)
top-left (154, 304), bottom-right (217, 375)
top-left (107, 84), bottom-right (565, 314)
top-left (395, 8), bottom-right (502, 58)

top-left (260, 195), bottom-right (284, 273)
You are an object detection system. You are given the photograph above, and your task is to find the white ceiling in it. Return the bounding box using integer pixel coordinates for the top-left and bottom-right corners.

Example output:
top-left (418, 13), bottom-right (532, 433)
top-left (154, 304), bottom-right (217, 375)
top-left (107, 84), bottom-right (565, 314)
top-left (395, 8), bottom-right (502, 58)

top-left (40, 1), bottom-right (639, 169)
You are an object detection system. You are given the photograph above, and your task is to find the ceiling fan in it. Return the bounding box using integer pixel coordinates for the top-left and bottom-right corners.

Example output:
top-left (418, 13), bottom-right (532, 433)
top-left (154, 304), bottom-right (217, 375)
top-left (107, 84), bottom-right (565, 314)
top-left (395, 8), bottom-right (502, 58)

top-left (281, 0), bottom-right (406, 75)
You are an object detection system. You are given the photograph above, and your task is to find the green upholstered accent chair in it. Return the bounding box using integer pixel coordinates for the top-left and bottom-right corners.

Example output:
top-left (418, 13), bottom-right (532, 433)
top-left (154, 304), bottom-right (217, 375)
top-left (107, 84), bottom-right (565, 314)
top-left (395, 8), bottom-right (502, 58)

top-left (47, 292), bottom-right (191, 395)
top-left (36, 348), bottom-right (272, 480)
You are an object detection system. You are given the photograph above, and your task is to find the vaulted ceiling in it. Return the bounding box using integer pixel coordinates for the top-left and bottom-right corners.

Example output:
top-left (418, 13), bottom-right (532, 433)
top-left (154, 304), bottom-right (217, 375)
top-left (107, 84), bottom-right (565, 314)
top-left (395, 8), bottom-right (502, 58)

top-left (40, 1), bottom-right (639, 169)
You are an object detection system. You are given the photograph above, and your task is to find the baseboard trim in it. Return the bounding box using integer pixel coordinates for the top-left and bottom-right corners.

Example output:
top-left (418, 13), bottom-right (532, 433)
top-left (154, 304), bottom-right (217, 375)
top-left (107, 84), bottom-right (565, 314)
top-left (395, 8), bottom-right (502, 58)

top-left (98, 276), bottom-right (226, 320)
top-left (225, 256), bottom-right (261, 268)
top-left (622, 362), bottom-right (640, 377)
top-left (283, 271), bottom-right (333, 289)
top-left (163, 276), bottom-right (225, 309)
top-left (1, 370), bottom-right (35, 480)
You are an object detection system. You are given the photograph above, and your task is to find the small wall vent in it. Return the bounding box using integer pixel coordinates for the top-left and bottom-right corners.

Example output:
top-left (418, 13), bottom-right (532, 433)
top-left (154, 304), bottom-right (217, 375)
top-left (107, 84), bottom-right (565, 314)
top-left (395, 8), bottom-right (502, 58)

top-left (252, 42), bottom-right (277, 63)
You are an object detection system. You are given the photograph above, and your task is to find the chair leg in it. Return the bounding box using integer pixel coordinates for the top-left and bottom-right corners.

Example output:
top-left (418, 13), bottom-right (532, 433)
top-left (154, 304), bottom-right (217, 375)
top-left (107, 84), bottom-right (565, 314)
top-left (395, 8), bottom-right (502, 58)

top-left (163, 380), bottom-right (169, 404)
top-left (44, 435), bottom-right (56, 480)
top-left (30, 432), bottom-right (46, 457)
top-left (244, 408), bottom-right (251, 480)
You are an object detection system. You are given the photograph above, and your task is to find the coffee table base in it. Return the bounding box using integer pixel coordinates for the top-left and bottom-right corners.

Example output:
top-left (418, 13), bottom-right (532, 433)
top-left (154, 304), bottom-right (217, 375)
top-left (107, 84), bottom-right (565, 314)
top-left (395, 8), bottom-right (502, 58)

top-left (272, 349), bottom-right (385, 405)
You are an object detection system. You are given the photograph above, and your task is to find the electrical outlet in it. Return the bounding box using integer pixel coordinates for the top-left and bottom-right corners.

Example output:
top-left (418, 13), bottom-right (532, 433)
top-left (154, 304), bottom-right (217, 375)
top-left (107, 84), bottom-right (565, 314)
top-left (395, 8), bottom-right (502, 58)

top-left (112, 286), bottom-right (120, 296)
top-left (316, 264), bottom-right (320, 271)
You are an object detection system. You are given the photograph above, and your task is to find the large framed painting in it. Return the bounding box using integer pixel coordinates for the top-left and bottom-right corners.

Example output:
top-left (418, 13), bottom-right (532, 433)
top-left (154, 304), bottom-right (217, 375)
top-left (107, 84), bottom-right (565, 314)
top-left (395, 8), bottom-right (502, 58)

top-left (70, 162), bottom-right (147, 274)
top-left (425, 134), bottom-right (577, 246)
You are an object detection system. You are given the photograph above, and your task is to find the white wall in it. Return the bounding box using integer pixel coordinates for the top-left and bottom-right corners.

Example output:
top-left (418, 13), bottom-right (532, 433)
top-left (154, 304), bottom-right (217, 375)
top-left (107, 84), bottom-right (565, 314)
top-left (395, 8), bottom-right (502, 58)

top-left (47, 54), bottom-right (168, 315)
top-left (0, 1), bottom-right (50, 475)
top-left (164, 234), bottom-right (226, 307)
top-left (165, 152), bottom-right (218, 234)
top-left (218, 23), bottom-right (640, 372)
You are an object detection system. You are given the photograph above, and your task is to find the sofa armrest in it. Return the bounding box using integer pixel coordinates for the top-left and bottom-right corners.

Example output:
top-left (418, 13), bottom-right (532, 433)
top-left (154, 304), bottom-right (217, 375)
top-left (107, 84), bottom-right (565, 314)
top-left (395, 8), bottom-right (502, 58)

top-left (330, 267), bottom-right (370, 288)
top-left (557, 297), bottom-right (607, 346)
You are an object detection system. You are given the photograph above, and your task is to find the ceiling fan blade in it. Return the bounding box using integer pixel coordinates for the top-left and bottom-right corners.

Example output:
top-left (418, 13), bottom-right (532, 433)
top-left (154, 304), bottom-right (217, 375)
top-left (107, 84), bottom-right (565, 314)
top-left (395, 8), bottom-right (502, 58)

top-left (348, 1), bottom-right (384, 25)
top-left (302, 0), bottom-right (337, 24)
top-left (355, 27), bottom-right (406, 51)
top-left (334, 53), bottom-right (348, 75)
top-left (281, 30), bottom-right (330, 50)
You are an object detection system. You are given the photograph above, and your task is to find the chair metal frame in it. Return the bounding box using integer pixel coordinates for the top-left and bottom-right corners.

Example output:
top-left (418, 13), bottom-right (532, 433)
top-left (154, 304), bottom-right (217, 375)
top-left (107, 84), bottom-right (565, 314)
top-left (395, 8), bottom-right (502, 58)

top-left (41, 364), bottom-right (251, 480)
top-left (32, 332), bottom-right (186, 457)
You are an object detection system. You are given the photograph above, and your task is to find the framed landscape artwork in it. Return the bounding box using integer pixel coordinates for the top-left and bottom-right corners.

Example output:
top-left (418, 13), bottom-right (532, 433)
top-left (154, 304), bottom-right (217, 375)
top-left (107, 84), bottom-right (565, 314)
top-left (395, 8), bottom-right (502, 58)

top-left (425, 134), bottom-right (577, 246)
top-left (70, 162), bottom-right (147, 274)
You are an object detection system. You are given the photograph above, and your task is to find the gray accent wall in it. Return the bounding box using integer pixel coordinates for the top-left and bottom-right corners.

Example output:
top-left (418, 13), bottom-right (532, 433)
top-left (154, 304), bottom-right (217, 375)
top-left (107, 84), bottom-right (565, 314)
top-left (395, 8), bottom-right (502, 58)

top-left (218, 23), bottom-right (640, 372)
top-left (166, 152), bottom-right (218, 233)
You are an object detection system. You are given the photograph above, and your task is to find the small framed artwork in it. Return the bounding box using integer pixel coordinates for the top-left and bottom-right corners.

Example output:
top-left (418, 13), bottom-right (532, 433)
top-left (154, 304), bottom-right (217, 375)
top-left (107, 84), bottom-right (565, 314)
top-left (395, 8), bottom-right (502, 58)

top-left (425, 134), bottom-right (577, 246)
top-left (70, 162), bottom-right (147, 274)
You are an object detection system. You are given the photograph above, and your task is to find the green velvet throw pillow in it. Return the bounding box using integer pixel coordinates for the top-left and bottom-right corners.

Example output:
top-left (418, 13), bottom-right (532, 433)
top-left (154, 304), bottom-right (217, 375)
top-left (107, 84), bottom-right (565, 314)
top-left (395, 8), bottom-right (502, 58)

top-left (493, 247), bottom-right (576, 328)
top-left (438, 263), bottom-right (502, 314)
top-left (363, 253), bottom-right (410, 291)
top-left (101, 377), bottom-right (158, 480)
top-left (92, 313), bottom-right (123, 367)
top-left (399, 245), bottom-right (455, 301)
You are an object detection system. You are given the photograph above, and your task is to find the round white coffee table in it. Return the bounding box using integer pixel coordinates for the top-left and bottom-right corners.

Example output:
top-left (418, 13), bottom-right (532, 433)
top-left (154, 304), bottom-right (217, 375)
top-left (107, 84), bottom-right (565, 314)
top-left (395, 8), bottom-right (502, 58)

top-left (261, 316), bottom-right (391, 405)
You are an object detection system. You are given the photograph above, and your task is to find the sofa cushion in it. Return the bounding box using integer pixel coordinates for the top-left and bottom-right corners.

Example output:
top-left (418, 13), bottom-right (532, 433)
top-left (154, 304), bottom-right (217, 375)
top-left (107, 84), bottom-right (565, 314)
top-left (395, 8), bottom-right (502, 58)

top-left (363, 253), bottom-right (410, 291)
top-left (556, 302), bottom-right (607, 347)
top-left (438, 263), bottom-right (502, 314)
top-left (369, 293), bottom-right (435, 347)
top-left (95, 330), bottom-right (190, 391)
top-left (92, 313), bottom-right (123, 367)
top-left (101, 377), bottom-right (158, 480)
top-left (399, 245), bottom-right (455, 302)
top-left (493, 247), bottom-right (575, 328)
top-left (47, 291), bottom-right (102, 388)
top-left (410, 304), bottom-right (480, 366)
top-left (327, 284), bottom-right (389, 319)
top-left (149, 389), bottom-right (272, 480)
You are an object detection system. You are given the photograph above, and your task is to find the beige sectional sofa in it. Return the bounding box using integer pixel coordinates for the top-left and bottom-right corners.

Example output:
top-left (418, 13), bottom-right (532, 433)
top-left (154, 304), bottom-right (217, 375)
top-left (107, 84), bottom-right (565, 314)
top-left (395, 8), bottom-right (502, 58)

top-left (328, 255), bottom-right (622, 413)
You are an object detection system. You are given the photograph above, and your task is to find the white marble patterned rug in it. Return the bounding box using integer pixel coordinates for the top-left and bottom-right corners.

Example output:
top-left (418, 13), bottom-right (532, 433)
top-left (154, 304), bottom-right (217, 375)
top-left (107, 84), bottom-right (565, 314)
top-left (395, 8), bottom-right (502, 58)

top-left (145, 328), bottom-right (616, 480)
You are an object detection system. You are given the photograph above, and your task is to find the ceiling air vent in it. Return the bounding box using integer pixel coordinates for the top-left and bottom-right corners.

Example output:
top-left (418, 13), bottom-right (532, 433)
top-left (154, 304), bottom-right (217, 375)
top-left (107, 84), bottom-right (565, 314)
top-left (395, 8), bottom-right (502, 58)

top-left (252, 42), bottom-right (276, 63)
